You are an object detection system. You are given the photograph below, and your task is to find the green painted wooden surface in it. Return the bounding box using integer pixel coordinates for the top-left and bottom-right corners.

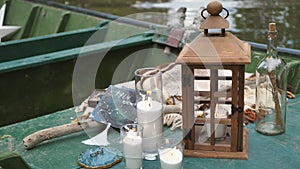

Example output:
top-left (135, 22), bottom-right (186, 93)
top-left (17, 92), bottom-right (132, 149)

top-left (0, 0), bottom-right (147, 62)
top-left (0, 22), bottom-right (109, 62)
top-left (0, 34), bottom-right (176, 127)
top-left (1, 0), bottom-right (148, 43)
top-left (0, 0), bottom-right (110, 61)
top-left (0, 95), bottom-right (299, 169)
top-left (0, 31), bottom-right (151, 73)
top-left (2, 0), bottom-right (103, 41)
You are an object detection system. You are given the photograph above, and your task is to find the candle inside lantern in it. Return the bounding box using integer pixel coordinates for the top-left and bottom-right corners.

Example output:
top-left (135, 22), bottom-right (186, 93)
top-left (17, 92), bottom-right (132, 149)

top-left (122, 125), bottom-right (143, 169)
top-left (159, 147), bottom-right (183, 169)
top-left (137, 93), bottom-right (163, 158)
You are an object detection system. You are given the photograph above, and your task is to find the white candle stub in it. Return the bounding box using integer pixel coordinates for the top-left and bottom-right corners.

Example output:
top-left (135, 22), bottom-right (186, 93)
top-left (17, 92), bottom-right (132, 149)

top-left (123, 130), bottom-right (142, 169)
top-left (159, 147), bottom-right (183, 169)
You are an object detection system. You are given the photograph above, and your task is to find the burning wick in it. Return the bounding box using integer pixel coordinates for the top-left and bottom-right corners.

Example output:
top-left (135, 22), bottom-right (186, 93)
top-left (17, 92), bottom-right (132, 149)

top-left (146, 90), bottom-right (152, 107)
top-left (132, 127), bottom-right (137, 132)
top-left (146, 91), bottom-right (152, 96)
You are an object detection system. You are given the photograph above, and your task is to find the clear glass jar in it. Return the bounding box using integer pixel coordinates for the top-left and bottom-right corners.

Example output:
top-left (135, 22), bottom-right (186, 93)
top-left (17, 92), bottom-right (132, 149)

top-left (255, 23), bottom-right (287, 135)
top-left (135, 67), bottom-right (163, 160)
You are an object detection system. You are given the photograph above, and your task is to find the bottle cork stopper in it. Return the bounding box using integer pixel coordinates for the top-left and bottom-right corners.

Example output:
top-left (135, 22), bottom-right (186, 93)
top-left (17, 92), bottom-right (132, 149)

top-left (269, 23), bottom-right (277, 32)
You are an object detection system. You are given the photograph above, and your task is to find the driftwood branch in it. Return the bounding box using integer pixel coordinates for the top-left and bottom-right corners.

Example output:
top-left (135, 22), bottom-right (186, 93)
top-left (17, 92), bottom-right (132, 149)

top-left (23, 119), bottom-right (101, 150)
top-left (23, 105), bottom-right (181, 150)
top-left (164, 104), bottom-right (181, 113)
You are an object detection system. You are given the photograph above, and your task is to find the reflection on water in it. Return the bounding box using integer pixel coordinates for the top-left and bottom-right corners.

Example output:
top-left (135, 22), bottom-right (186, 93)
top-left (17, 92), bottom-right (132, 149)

top-left (132, 0), bottom-right (300, 50)
top-left (54, 0), bottom-right (300, 50)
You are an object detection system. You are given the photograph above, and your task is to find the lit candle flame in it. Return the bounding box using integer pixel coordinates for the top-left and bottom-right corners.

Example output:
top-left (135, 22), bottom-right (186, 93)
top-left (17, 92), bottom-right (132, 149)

top-left (146, 91), bottom-right (152, 96)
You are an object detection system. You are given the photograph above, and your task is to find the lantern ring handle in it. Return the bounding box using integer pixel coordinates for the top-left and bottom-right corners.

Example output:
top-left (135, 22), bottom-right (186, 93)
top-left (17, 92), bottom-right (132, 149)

top-left (223, 7), bottom-right (229, 19)
top-left (200, 8), bottom-right (207, 19)
top-left (201, 7), bottom-right (229, 19)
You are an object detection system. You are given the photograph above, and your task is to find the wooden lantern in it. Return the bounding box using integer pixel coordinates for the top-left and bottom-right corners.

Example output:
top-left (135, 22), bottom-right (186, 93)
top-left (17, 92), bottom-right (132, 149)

top-left (175, 1), bottom-right (251, 159)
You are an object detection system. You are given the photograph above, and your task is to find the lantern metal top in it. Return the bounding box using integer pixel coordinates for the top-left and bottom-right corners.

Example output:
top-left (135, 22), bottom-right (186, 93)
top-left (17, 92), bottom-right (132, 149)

top-left (175, 1), bottom-right (251, 66)
top-left (200, 1), bottom-right (229, 32)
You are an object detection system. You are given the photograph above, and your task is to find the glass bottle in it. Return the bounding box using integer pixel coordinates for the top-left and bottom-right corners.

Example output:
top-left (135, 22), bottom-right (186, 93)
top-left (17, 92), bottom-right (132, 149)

top-left (255, 23), bottom-right (287, 135)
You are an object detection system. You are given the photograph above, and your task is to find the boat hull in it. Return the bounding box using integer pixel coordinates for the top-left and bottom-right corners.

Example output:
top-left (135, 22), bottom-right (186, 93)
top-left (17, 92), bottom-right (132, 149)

top-left (0, 33), bottom-right (179, 127)
top-left (1, 0), bottom-right (300, 127)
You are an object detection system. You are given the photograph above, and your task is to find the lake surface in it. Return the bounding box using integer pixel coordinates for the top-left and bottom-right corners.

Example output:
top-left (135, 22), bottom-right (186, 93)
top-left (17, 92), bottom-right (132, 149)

top-left (55, 0), bottom-right (300, 50)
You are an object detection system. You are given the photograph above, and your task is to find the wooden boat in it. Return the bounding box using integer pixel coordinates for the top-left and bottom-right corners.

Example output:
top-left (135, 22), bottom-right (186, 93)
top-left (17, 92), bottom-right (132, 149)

top-left (0, 0), bottom-right (149, 127)
top-left (1, 1), bottom-right (300, 168)
top-left (1, 0), bottom-right (300, 128)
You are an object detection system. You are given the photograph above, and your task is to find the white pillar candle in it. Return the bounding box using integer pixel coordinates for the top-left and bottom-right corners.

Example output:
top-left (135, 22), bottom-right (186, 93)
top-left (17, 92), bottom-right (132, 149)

top-left (123, 131), bottom-right (143, 169)
top-left (159, 148), bottom-right (183, 169)
top-left (137, 98), bottom-right (163, 153)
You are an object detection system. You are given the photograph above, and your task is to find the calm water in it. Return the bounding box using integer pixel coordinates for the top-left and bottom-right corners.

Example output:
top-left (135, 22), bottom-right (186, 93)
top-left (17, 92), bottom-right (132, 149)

top-left (55, 0), bottom-right (300, 50)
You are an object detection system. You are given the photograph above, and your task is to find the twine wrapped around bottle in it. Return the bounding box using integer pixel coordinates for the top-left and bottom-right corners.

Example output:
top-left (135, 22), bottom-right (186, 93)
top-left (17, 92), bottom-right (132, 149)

top-left (267, 23), bottom-right (283, 128)
top-left (267, 69), bottom-right (283, 128)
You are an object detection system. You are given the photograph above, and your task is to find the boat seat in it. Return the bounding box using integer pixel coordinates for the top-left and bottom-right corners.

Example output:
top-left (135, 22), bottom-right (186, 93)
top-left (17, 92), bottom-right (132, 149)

top-left (0, 20), bottom-right (110, 63)
top-left (0, 32), bottom-right (152, 74)
top-left (0, 151), bottom-right (31, 169)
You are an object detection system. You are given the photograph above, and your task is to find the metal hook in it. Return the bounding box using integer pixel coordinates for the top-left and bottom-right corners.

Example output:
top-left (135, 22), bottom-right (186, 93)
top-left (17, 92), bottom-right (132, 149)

top-left (201, 8), bottom-right (208, 19)
top-left (222, 8), bottom-right (229, 19)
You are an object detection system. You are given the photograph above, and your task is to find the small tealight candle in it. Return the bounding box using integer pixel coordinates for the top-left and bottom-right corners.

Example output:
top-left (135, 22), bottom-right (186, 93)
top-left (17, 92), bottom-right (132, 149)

top-left (121, 125), bottom-right (143, 169)
top-left (159, 147), bottom-right (183, 169)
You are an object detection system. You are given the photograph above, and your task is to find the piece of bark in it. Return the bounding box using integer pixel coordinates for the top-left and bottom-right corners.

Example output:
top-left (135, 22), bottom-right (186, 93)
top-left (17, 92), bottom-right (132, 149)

top-left (164, 104), bottom-right (181, 113)
top-left (23, 119), bottom-right (100, 150)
